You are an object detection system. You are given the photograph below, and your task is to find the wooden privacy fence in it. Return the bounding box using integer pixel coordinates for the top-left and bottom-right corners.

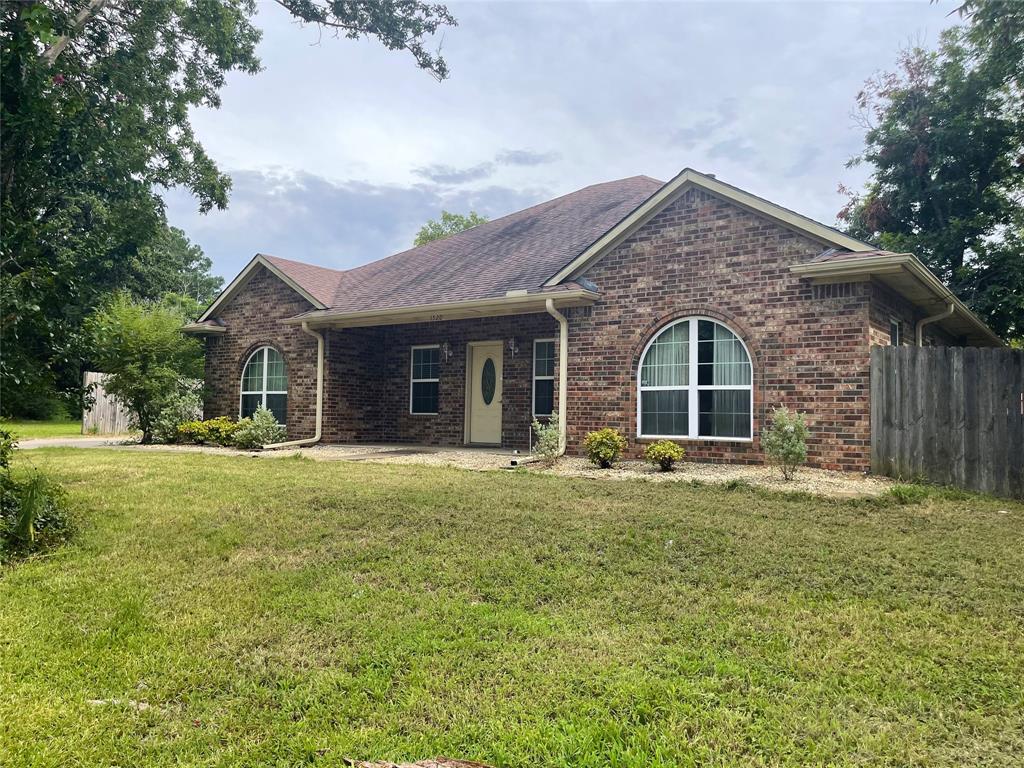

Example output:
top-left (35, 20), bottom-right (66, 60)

top-left (82, 371), bottom-right (133, 435)
top-left (871, 346), bottom-right (1024, 498)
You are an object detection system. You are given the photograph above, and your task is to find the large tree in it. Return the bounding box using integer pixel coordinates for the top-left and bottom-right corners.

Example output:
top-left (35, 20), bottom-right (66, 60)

top-left (414, 210), bottom-right (488, 246)
top-left (840, 0), bottom-right (1023, 341)
top-left (1, 0), bottom-right (455, 416)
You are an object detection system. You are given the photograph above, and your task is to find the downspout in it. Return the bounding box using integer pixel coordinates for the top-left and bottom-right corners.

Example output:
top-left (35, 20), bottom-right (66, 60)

top-left (264, 322), bottom-right (324, 449)
top-left (544, 299), bottom-right (569, 456)
top-left (916, 302), bottom-right (955, 346)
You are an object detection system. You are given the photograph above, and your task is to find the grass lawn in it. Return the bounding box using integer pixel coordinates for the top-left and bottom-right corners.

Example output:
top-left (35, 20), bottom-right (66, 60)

top-left (2, 450), bottom-right (1022, 767)
top-left (4, 419), bottom-right (83, 439)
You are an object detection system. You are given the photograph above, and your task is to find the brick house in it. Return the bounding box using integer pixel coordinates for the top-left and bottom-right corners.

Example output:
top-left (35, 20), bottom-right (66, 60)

top-left (185, 169), bottom-right (1002, 471)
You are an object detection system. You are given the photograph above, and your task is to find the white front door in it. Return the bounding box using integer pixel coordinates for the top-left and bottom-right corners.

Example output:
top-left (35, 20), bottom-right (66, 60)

top-left (468, 342), bottom-right (503, 444)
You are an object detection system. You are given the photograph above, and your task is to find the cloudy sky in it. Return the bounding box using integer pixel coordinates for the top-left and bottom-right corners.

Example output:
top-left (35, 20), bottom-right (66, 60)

top-left (164, 0), bottom-right (958, 281)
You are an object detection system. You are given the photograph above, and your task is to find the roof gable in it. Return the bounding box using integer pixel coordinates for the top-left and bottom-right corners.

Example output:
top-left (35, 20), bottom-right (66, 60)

top-left (544, 168), bottom-right (875, 286)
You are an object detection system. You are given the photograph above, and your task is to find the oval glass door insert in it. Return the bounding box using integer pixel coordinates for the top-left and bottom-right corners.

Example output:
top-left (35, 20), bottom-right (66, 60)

top-left (481, 358), bottom-right (496, 405)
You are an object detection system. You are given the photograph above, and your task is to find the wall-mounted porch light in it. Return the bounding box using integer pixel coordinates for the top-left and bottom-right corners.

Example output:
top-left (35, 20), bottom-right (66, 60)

top-left (440, 341), bottom-right (452, 362)
top-left (506, 338), bottom-right (519, 358)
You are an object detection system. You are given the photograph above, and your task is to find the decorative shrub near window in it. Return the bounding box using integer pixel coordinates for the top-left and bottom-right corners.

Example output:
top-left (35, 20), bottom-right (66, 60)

top-left (762, 406), bottom-right (809, 480)
top-left (531, 411), bottom-right (561, 463)
top-left (638, 317), bottom-right (752, 440)
top-left (240, 346), bottom-right (287, 423)
top-left (583, 427), bottom-right (628, 468)
top-left (644, 440), bottom-right (685, 472)
top-left (233, 406), bottom-right (286, 449)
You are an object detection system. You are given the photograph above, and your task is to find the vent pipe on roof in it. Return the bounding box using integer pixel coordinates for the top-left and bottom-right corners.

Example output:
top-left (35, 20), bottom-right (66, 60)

top-left (916, 302), bottom-right (955, 346)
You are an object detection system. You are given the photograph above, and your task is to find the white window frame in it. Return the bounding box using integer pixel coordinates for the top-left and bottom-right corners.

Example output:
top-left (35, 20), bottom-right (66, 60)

top-left (532, 338), bottom-right (556, 417)
top-left (239, 346), bottom-right (287, 425)
top-left (889, 317), bottom-right (902, 346)
top-left (636, 317), bottom-right (753, 442)
top-left (409, 344), bottom-right (440, 415)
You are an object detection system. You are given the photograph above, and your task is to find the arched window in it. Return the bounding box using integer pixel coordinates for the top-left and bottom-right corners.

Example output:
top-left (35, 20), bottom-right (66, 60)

top-left (240, 347), bottom-right (287, 423)
top-left (638, 318), bottom-right (752, 440)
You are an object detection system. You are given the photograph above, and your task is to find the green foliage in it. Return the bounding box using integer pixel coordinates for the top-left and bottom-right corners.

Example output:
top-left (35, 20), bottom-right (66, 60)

top-left (0, 0), bottom-right (455, 415)
top-left (151, 383), bottom-right (203, 444)
top-left (176, 417), bottom-right (241, 447)
top-left (888, 483), bottom-right (932, 505)
top-left (86, 294), bottom-right (203, 443)
top-left (531, 412), bottom-right (561, 463)
top-left (842, 3), bottom-right (1024, 341)
top-left (644, 440), bottom-right (685, 472)
top-left (414, 210), bottom-right (489, 246)
top-left (583, 427), bottom-right (628, 468)
top-left (232, 407), bottom-right (286, 450)
top-left (762, 407), bottom-right (809, 480)
top-left (0, 471), bottom-right (71, 562)
top-left (0, 424), bottom-right (16, 470)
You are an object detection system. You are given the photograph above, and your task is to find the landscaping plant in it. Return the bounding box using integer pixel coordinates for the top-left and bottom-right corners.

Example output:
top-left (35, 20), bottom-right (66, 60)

top-left (152, 383), bottom-right (203, 444)
top-left (762, 406), bottom-right (809, 480)
top-left (176, 416), bottom-right (242, 447)
top-left (583, 427), bottom-right (628, 468)
top-left (231, 407), bottom-right (286, 450)
top-left (531, 411), bottom-right (561, 463)
top-left (644, 440), bottom-right (685, 472)
top-left (86, 294), bottom-right (204, 443)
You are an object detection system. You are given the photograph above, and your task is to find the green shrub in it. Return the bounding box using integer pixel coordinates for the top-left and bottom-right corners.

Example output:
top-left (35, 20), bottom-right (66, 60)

top-left (152, 383), bottom-right (203, 444)
top-left (176, 416), bottom-right (240, 446)
top-left (531, 412), bottom-right (561, 463)
top-left (762, 406), bottom-right (809, 480)
top-left (0, 424), bottom-right (16, 471)
top-left (644, 440), bottom-right (685, 472)
top-left (232, 407), bottom-right (286, 449)
top-left (583, 427), bottom-right (628, 468)
top-left (1, 471), bottom-right (72, 561)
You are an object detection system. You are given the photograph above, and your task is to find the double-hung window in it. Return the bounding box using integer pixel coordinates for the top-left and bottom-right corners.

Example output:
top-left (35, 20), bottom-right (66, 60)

top-left (410, 346), bottom-right (440, 414)
top-left (533, 339), bottom-right (556, 417)
top-left (638, 318), bottom-right (752, 440)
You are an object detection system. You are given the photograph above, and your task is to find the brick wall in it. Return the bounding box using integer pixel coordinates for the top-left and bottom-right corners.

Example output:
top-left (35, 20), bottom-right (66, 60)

top-left (868, 281), bottom-right (957, 348)
top-left (322, 314), bottom-right (559, 449)
top-left (203, 266), bottom-right (319, 440)
top-left (567, 187), bottom-right (875, 471)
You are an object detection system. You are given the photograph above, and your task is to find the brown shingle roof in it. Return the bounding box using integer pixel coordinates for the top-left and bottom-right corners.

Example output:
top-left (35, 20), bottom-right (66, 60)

top-left (256, 176), bottom-right (663, 313)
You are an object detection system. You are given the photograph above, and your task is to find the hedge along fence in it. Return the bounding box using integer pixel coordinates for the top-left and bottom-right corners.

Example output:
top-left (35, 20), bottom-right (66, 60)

top-left (870, 346), bottom-right (1024, 499)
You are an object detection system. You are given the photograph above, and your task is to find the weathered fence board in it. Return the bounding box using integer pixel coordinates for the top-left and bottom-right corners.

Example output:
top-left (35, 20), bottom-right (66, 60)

top-left (82, 371), bottom-right (133, 435)
top-left (871, 346), bottom-right (1024, 498)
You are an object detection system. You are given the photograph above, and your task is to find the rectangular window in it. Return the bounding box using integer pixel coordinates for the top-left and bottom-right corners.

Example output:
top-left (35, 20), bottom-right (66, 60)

top-left (410, 346), bottom-right (440, 414)
top-left (889, 319), bottom-right (902, 346)
top-left (533, 339), bottom-right (556, 416)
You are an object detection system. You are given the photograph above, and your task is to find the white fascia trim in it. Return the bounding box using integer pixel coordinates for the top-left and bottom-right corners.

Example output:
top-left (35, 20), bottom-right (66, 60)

top-left (286, 289), bottom-right (600, 327)
top-left (197, 254), bottom-right (327, 323)
top-left (791, 253), bottom-right (1003, 346)
top-left (545, 168), bottom-right (876, 287)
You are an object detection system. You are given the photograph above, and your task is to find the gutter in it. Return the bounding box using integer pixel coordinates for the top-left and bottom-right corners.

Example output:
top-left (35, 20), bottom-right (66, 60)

top-left (544, 299), bottom-right (569, 457)
top-left (916, 302), bottom-right (955, 346)
top-left (263, 322), bottom-right (324, 449)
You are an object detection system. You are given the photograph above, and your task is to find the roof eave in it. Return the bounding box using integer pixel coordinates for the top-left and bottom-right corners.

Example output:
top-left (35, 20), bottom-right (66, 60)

top-left (791, 254), bottom-right (1003, 347)
top-left (283, 289), bottom-right (601, 329)
top-left (545, 168), bottom-right (877, 287)
top-left (181, 322), bottom-right (227, 335)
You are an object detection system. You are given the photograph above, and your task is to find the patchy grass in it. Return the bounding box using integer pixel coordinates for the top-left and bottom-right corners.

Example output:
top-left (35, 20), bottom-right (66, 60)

top-left (2, 449), bottom-right (1022, 767)
top-left (3, 419), bottom-right (83, 439)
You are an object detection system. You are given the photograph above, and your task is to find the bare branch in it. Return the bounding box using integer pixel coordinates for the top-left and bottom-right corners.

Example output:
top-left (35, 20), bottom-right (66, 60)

top-left (40, 0), bottom-right (110, 67)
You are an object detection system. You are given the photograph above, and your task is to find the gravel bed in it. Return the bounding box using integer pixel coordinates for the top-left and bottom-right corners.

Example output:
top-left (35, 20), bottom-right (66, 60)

top-left (534, 457), bottom-right (894, 497)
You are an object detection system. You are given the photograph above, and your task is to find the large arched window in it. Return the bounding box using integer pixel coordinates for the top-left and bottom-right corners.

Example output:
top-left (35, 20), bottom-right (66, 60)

top-left (638, 318), bottom-right (752, 440)
top-left (240, 347), bottom-right (287, 424)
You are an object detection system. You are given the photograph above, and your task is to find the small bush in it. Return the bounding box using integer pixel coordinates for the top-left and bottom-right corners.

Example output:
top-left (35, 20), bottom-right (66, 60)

top-left (176, 416), bottom-right (240, 446)
top-left (1, 472), bottom-right (72, 561)
top-left (531, 412), bottom-right (561, 463)
top-left (232, 407), bottom-right (286, 449)
top-left (152, 383), bottom-right (203, 444)
top-left (0, 424), bottom-right (16, 470)
top-left (583, 428), bottom-right (628, 468)
top-left (762, 406), bottom-right (809, 480)
top-left (644, 440), bottom-right (684, 472)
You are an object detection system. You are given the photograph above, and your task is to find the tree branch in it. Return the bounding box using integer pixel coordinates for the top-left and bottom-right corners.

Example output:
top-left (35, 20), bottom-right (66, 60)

top-left (40, 0), bottom-right (110, 67)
